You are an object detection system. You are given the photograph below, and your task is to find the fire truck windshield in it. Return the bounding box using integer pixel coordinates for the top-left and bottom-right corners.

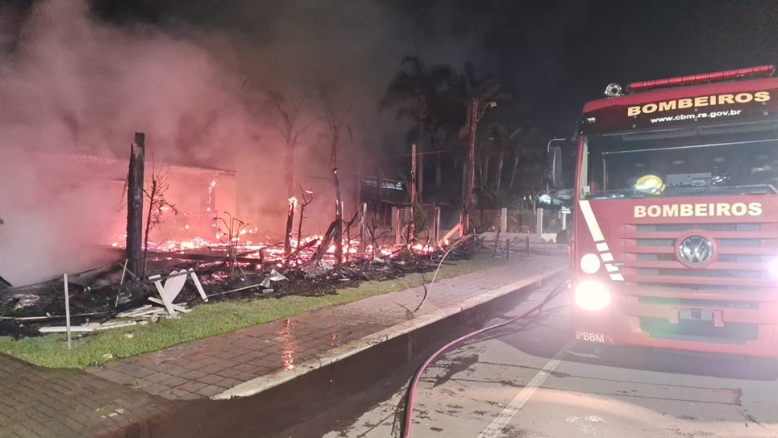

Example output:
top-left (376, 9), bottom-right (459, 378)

top-left (582, 121), bottom-right (778, 199)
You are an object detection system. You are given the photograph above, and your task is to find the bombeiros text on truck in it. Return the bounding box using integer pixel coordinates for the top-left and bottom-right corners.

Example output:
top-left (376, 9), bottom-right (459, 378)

top-left (547, 65), bottom-right (778, 357)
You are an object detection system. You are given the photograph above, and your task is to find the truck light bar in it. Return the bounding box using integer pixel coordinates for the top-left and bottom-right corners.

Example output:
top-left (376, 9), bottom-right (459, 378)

top-left (626, 65), bottom-right (775, 93)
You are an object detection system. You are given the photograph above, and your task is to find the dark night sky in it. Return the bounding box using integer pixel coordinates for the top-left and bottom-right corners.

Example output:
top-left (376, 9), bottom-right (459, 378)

top-left (3, 0), bottom-right (778, 136)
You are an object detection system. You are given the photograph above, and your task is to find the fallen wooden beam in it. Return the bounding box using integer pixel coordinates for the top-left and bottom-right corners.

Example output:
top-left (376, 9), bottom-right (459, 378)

top-left (39, 326), bottom-right (94, 333)
top-left (116, 305), bottom-right (152, 318)
top-left (148, 297), bottom-right (190, 313)
top-left (95, 320), bottom-right (145, 331)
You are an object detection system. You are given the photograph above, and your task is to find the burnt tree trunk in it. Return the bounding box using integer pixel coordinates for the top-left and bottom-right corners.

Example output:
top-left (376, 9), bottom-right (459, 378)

top-left (297, 200), bottom-right (306, 251)
top-left (377, 171), bottom-right (384, 223)
top-left (495, 151), bottom-right (505, 198)
top-left (142, 178), bottom-right (157, 278)
top-left (126, 133), bottom-right (145, 280)
top-left (418, 152), bottom-right (423, 204)
top-left (283, 197), bottom-right (295, 268)
top-left (509, 154), bottom-right (521, 192)
top-left (409, 143), bottom-right (417, 243)
top-left (435, 152), bottom-right (442, 188)
top-left (285, 142), bottom-right (295, 198)
top-left (333, 168), bottom-right (343, 266)
top-left (465, 98), bottom-right (478, 232)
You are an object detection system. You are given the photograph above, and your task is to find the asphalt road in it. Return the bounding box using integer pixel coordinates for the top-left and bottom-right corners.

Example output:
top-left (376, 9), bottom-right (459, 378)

top-left (319, 280), bottom-right (778, 438)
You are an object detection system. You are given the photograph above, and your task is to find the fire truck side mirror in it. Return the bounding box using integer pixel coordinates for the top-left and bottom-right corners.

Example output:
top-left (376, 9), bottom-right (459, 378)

top-left (547, 146), bottom-right (563, 189)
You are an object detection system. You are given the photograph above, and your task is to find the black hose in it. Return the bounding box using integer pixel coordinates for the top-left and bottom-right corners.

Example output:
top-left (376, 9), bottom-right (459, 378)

top-left (400, 276), bottom-right (570, 438)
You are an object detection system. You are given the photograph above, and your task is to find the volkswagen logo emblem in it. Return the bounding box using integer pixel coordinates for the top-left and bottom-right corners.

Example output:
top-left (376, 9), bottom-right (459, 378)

top-left (678, 236), bottom-right (714, 265)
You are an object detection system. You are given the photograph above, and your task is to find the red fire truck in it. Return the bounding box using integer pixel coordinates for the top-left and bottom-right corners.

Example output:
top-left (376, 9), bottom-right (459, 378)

top-left (563, 65), bottom-right (778, 357)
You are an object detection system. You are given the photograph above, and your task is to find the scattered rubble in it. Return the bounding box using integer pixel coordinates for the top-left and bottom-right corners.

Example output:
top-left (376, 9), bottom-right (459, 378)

top-left (0, 241), bottom-right (481, 339)
top-left (0, 230), bottom-right (559, 339)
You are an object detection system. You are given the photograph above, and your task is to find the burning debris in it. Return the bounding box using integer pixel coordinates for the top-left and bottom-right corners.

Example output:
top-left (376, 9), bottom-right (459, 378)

top-left (0, 228), bottom-right (476, 339)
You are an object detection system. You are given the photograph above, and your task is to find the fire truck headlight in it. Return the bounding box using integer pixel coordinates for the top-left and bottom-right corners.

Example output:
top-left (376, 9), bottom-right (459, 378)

top-left (767, 257), bottom-right (778, 278)
top-left (574, 280), bottom-right (611, 311)
top-left (768, 257), bottom-right (778, 279)
top-left (580, 253), bottom-right (601, 274)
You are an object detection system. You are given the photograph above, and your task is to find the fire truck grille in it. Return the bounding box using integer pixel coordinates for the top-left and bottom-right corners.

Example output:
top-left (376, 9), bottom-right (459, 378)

top-left (637, 268), bottom-right (762, 279)
top-left (636, 224), bottom-right (761, 232)
top-left (624, 222), bottom-right (775, 288)
top-left (639, 317), bottom-right (759, 345)
top-left (638, 296), bottom-right (759, 309)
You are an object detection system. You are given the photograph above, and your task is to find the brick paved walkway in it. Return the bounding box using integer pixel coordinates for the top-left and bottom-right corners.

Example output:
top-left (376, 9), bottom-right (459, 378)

top-left (87, 254), bottom-right (567, 401)
top-left (0, 354), bottom-right (167, 438)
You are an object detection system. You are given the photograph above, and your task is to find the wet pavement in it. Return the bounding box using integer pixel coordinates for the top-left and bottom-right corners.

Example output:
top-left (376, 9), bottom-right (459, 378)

top-left (330, 278), bottom-right (778, 438)
top-left (86, 254), bottom-right (566, 401)
top-left (103, 260), bottom-right (560, 438)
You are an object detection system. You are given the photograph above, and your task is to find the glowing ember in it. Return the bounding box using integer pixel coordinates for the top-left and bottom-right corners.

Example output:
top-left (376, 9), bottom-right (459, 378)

top-left (110, 229), bottom-right (440, 267)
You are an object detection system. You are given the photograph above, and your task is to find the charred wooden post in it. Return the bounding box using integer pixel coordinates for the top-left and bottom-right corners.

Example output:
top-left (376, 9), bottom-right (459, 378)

top-left (378, 171), bottom-right (384, 222)
top-left (333, 168), bottom-right (344, 266)
top-left (464, 98), bottom-right (478, 234)
top-left (310, 220), bottom-right (338, 265)
top-left (126, 133), bottom-right (145, 279)
top-left (356, 159), bottom-right (363, 210)
top-left (394, 207), bottom-right (401, 246)
top-left (296, 185), bottom-right (313, 251)
top-left (418, 152), bottom-right (423, 203)
top-left (359, 202), bottom-right (367, 257)
top-left (283, 197), bottom-right (296, 268)
top-left (409, 143), bottom-right (416, 243)
top-left (432, 204), bottom-right (440, 249)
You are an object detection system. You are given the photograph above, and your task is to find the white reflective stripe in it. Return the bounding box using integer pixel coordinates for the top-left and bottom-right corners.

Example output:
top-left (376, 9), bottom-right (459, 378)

top-left (596, 242), bottom-right (609, 252)
top-left (600, 252), bottom-right (614, 262)
top-left (610, 273), bottom-right (624, 281)
top-left (579, 200), bottom-right (605, 242)
top-left (605, 264), bottom-right (618, 272)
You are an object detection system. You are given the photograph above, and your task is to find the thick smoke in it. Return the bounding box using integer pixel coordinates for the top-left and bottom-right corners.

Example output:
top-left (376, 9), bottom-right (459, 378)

top-left (0, 0), bottom-right (258, 286)
top-left (0, 0), bottom-right (491, 286)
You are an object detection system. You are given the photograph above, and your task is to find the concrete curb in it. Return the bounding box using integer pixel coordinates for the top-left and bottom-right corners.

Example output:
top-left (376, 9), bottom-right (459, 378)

top-left (213, 265), bottom-right (567, 400)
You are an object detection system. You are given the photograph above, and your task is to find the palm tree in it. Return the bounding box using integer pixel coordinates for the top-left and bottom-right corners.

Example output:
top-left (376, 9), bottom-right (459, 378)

top-left (449, 63), bottom-right (508, 231)
top-left (322, 102), bottom-right (353, 266)
top-left (508, 127), bottom-right (543, 194)
top-left (484, 122), bottom-right (523, 199)
top-left (259, 82), bottom-right (317, 199)
top-left (380, 56), bottom-right (455, 191)
top-left (427, 97), bottom-right (463, 188)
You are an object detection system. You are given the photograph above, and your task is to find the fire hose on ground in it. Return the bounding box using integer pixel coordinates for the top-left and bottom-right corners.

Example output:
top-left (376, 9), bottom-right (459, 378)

top-left (400, 275), bottom-right (571, 438)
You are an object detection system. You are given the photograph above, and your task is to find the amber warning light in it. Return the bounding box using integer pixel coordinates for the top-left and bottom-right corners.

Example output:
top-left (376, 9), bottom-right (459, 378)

top-left (626, 65), bottom-right (776, 93)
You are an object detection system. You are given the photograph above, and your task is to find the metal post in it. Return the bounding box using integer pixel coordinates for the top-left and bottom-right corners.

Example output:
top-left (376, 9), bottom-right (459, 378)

top-left (526, 236), bottom-right (531, 257)
top-left (500, 207), bottom-right (508, 233)
top-left (506, 239), bottom-right (511, 260)
top-left (64, 274), bottom-right (71, 350)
